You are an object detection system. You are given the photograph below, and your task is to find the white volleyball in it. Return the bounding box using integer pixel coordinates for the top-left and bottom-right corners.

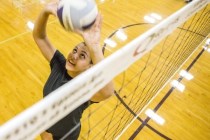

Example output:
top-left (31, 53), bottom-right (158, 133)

top-left (57, 0), bottom-right (98, 31)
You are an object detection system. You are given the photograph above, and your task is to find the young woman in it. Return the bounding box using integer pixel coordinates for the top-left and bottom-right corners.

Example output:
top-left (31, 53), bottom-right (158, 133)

top-left (33, 1), bottom-right (114, 140)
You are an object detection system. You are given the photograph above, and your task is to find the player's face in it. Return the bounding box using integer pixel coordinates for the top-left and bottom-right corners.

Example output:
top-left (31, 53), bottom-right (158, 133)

top-left (66, 42), bottom-right (92, 77)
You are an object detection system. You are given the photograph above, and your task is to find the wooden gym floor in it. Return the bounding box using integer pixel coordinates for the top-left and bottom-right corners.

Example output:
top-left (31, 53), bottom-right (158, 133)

top-left (0, 0), bottom-right (209, 140)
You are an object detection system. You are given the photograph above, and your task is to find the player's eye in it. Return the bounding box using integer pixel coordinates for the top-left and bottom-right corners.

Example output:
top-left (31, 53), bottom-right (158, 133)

top-left (80, 54), bottom-right (85, 59)
top-left (73, 49), bottom-right (77, 54)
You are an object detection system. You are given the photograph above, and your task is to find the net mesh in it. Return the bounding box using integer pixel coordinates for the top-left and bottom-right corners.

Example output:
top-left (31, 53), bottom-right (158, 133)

top-left (79, 3), bottom-right (210, 140)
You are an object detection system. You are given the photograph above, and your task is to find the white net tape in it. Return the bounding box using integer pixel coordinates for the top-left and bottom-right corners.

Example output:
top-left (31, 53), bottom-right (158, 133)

top-left (0, 0), bottom-right (209, 139)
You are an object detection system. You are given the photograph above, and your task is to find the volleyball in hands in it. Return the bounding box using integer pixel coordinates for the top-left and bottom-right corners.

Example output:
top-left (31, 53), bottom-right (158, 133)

top-left (57, 0), bottom-right (98, 31)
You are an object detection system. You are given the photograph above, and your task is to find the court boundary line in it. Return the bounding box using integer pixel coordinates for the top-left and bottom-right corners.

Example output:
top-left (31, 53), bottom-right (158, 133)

top-left (114, 2), bottom-right (210, 139)
top-left (0, 20), bottom-right (56, 46)
top-left (114, 91), bottom-right (172, 140)
top-left (129, 47), bottom-right (206, 140)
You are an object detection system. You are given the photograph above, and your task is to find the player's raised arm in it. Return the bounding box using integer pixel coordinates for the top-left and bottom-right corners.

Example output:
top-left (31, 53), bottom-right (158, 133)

top-left (33, 1), bottom-right (58, 62)
top-left (76, 14), bottom-right (115, 102)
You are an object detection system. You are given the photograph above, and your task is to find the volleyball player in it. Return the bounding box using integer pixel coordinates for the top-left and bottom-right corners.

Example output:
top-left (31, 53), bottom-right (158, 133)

top-left (33, 1), bottom-right (114, 140)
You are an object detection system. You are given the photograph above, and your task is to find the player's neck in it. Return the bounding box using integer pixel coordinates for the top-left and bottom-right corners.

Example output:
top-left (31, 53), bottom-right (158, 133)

top-left (67, 70), bottom-right (80, 78)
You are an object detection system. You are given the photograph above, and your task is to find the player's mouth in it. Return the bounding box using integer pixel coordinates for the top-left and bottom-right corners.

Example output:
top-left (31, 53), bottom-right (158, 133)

top-left (68, 59), bottom-right (75, 66)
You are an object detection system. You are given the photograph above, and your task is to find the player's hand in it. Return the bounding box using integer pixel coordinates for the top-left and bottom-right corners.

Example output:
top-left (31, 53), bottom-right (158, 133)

top-left (44, 0), bottom-right (59, 16)
top-left (75, 13), bottom-right (103, 48)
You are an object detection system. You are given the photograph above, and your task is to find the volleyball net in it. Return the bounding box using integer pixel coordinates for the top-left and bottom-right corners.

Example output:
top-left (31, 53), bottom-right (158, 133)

top-left (0, 0), bottom-right (209, 140)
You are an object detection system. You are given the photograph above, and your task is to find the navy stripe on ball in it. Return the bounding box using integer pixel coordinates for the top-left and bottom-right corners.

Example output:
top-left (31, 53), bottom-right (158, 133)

top-left (57, 7), bottom-right (64, 27)
top-left (82, 19), bottom-right (96, 30)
